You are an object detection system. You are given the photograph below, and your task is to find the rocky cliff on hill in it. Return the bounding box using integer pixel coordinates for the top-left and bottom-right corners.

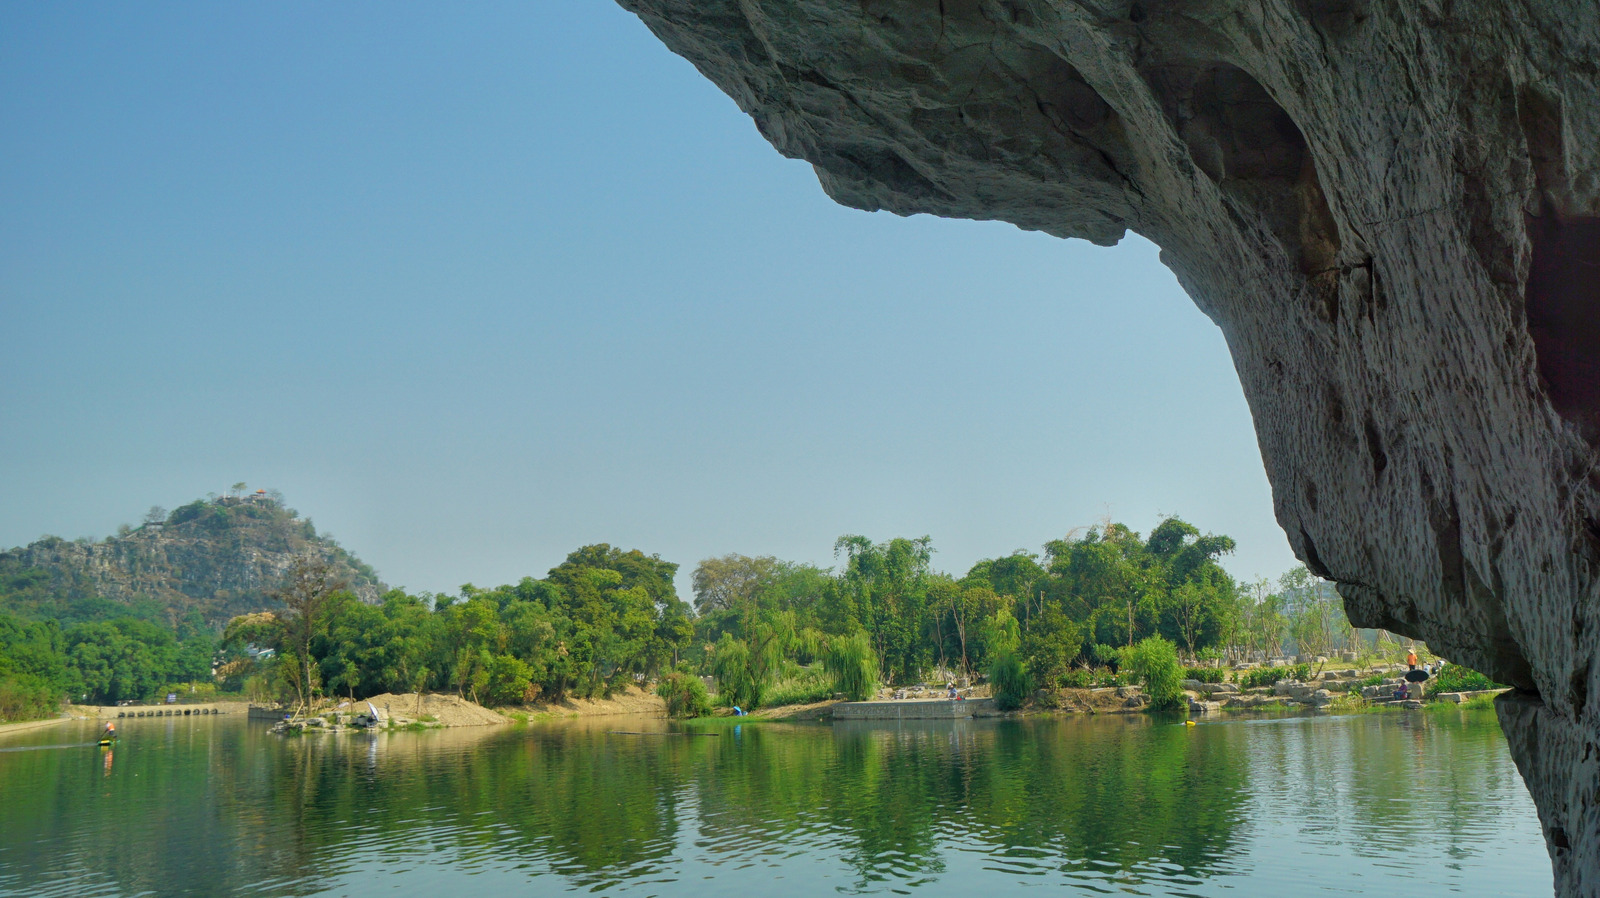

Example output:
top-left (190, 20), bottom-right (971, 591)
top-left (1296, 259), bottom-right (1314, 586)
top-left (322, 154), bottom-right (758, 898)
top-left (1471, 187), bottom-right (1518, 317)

top-left (618, 1), bottom-right (1600, 892)
top-left (0, 494), bottom-right (383, 628)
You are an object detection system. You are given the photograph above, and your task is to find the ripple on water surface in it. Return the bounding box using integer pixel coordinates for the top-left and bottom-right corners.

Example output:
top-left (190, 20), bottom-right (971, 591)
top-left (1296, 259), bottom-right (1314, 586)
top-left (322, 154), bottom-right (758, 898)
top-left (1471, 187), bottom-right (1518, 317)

top-left (0, 710), bottom-right (1548, 896)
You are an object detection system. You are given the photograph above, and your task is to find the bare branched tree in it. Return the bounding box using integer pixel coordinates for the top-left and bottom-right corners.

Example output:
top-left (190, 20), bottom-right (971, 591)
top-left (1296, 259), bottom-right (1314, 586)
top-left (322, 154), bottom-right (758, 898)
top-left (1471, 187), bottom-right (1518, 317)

top-left (272, 555), bottom-right (347, 715)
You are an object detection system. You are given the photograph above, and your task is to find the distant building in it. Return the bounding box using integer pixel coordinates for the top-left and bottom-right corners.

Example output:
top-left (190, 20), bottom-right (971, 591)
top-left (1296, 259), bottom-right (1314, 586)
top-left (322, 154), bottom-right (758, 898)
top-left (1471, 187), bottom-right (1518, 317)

top-left (218, 489), bottom-right (275, 507)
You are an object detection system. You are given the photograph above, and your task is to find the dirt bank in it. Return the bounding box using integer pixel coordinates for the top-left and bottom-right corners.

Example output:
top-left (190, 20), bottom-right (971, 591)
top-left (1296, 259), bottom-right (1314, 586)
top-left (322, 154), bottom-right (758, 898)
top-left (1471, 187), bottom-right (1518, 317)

top-left (363, 693), bottom-right (508, 727)
top-left (749, 700), bottom-right (839, 721)
top-left (517, 685), bottom-right (665, 718)
top-left (356, 686), bottom-right (665, 726)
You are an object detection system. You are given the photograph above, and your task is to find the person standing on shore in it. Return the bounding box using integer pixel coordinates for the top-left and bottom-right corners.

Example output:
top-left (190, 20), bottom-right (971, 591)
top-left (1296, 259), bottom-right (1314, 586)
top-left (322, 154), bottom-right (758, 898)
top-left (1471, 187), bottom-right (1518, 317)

top-left (1407, 648), bottom-right (1419, 670)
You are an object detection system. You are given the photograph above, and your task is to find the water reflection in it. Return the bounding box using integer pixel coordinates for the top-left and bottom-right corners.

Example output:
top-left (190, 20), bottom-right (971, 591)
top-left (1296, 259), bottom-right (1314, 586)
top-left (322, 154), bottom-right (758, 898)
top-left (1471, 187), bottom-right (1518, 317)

top-left (0, 709), bottom-right (1548, 896)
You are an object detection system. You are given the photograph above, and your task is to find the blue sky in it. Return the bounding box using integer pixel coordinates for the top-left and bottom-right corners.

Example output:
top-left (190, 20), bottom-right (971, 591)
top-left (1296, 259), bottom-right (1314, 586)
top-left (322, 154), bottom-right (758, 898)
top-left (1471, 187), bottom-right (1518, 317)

top-left (0, 2), bottom-right (1300, 596)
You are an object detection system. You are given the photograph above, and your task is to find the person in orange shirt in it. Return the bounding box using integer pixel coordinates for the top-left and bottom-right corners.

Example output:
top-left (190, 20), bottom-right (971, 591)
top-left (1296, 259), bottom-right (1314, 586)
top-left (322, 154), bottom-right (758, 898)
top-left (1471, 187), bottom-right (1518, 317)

top-left (1407, 647), bottom-right (1419, 670)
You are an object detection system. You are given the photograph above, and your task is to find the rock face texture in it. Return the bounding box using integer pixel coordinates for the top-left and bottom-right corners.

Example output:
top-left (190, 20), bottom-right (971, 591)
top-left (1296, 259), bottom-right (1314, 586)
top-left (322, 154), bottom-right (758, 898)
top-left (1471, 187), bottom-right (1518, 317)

top-left (617, 1), bottom-right (1600, 892)
top-left (1, 496), bottom-right (384, 626)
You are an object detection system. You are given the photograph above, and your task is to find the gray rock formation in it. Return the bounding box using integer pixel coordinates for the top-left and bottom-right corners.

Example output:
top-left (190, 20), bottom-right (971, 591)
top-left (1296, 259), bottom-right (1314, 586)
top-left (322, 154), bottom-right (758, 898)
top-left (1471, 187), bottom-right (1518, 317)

top-left (617, 1), bottom-right (1600, 892)
top-left (2, 496), bottom-right (384, 626)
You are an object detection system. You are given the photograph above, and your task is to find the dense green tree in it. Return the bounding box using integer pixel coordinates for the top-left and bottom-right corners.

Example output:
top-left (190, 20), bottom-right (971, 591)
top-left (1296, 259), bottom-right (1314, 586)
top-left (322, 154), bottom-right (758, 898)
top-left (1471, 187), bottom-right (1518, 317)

top-left (691, 554), bottom-right (784, 616)
top-left (1032, 517), bottom-right (1242, 659)
top-left (831, 535), bottom-right (934, 683)
top-left (371, 590), bottom-right (438, 695)
top-left (211, 544), bottom-right (698, 708)
top-left (66, 618), bottom-right (205, 704)
top-left (318, 597), bottom-right (385, 699)
top-left (964, 551), bottom-right (1048, 627)
top-left (1021, 606), bottom-right (1082, 689)
top-left (441, 596), bottom-right (504, 701)
top-left (541, 545), bottom-right (690, 697)
top-left (655, 669), bottom-right (711, 718)
top-left (0, 613), bottom-right (73, 718)
top-left (0, 605), bottom-right (216, 712)
top-left (1044, 524), bottom-right (1152, 647)
top-left (482, 653), bottom-right (535, 706)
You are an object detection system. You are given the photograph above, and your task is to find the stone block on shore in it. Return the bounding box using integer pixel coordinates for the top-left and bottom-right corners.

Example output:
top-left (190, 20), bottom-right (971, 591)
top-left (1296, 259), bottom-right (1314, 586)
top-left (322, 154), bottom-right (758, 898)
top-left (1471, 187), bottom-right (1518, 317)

top-left (1274, 681), bottom-right (1319, 698)
top-left (1225, 693), bottom-right (1290, 709)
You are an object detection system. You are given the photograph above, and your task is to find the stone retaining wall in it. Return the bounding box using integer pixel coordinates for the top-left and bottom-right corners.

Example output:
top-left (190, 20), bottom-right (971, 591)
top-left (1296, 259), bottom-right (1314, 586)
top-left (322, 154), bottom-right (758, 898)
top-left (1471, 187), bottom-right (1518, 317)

top-left (831, 698), bottom-right (996, 720)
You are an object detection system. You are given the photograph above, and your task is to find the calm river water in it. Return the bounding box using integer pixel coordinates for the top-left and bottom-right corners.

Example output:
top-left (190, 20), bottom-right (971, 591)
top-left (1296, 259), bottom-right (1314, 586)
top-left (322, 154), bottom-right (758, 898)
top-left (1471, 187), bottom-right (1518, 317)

top-left (0, 708), bottom-right (1550, 896)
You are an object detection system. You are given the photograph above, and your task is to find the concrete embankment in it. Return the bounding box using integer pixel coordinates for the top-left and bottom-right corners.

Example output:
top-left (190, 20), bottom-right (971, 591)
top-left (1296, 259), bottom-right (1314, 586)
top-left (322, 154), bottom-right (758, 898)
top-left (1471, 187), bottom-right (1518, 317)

top-left (3, 701), bottom-right (250, 738)
top-left (81, 701), bottom-right (248, 719)
top-left (831, 698), bottom-right (997, 720)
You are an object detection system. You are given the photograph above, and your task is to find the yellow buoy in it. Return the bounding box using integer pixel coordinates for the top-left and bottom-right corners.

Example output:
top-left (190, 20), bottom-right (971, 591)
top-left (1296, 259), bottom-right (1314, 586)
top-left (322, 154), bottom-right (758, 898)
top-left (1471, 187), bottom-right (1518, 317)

top-left (1185, 720), bottom-right (1197, 727)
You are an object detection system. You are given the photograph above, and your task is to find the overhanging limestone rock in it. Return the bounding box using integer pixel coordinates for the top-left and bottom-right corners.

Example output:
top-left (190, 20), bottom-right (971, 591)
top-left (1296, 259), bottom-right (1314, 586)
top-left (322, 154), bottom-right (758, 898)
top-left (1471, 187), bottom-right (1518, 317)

top-left (617, 2), bottom-right (1600, 892)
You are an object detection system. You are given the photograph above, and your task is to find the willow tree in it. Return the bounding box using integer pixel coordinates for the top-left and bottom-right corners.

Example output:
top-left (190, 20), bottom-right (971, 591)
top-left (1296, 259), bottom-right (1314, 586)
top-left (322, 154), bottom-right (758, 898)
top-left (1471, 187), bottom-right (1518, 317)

top-left (824, 632), bottom-right (878, 701)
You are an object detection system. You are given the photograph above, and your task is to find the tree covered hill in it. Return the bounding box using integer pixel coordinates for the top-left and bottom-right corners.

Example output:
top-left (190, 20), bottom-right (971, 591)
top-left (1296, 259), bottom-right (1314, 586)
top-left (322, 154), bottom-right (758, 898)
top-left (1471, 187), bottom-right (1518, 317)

top-left (0, 490), bottom-right (383, 629)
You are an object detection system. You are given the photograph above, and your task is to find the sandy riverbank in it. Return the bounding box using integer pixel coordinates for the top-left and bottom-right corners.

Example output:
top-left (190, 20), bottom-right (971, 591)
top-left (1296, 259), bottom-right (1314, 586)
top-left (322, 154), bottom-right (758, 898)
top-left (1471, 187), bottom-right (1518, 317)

top-left (748, 699), bottom-right (840, 720)
top-left (520, 685), bottom-right (665, 718)
top-left (362, 692), bottom-right (508, 726)
top-left (0, 716), bottom-right (75, 738)
top-left (353, 685), bottom-right (669, 727)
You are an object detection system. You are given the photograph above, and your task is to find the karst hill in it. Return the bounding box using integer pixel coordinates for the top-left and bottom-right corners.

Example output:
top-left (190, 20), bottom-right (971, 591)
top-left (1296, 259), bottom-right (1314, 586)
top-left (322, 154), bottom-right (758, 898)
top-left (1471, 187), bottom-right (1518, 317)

top-left (0, 491), bottom-right (383, 629)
